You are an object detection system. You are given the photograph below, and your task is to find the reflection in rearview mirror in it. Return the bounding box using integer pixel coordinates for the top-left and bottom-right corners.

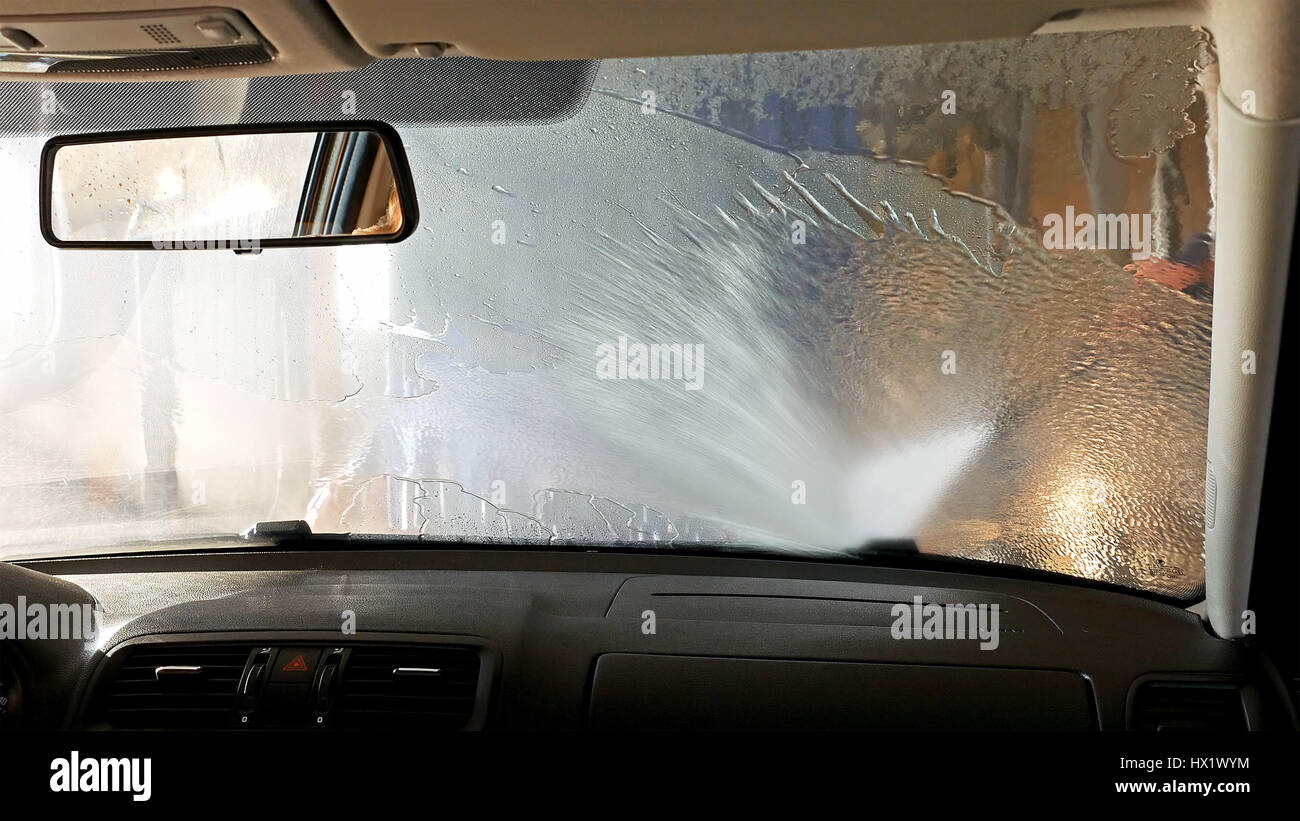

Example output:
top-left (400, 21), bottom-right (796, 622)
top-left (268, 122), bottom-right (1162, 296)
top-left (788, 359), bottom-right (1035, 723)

top-left (41, 123), bottom-right (416, 250)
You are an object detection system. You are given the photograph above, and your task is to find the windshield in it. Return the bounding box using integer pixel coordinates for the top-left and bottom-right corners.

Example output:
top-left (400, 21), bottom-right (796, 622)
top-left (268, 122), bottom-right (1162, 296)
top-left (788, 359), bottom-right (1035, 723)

top-left (0, 27), bottom-right (1215, 597)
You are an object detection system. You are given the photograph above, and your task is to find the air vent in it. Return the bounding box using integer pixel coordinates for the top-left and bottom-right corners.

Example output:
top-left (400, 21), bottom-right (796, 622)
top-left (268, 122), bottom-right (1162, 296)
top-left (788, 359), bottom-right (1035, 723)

top-left (1130, 681), bottom-right (1248, 731)
top-left (97, 643), bottom-right (253, 729)
top-left (335, 646), bottom-right (480, 729)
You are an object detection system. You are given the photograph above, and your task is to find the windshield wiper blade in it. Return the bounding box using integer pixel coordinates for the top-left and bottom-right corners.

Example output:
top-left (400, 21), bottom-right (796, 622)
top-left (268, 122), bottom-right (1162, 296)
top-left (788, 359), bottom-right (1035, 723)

top-left (237, 521), bottom-right (427, 549)
top-left (240, 520), bottom-right (313, 541)
top-left (853, 538), bottom-right (920, 557)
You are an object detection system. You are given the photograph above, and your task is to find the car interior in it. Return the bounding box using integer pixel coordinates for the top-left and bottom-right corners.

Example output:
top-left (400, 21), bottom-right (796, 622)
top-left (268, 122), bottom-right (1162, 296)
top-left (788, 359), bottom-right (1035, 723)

top-left (0, 0), bottom-right (1297, 780)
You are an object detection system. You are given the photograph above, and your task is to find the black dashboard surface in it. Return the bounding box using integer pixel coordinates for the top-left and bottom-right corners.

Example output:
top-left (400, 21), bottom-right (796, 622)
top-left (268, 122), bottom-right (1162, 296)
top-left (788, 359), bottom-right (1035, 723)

top-left (0, 547), bottom-right (1269, 730)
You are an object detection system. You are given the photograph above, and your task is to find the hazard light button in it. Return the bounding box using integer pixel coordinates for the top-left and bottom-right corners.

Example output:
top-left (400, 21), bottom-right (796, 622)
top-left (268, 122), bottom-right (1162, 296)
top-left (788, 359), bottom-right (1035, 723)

top-left (270, 647), bottom-right (321, 681)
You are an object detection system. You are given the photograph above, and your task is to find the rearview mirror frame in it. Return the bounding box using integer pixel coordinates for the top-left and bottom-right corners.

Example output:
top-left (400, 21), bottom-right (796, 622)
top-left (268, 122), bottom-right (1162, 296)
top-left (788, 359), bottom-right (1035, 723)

top-left (39, 120), bottom-right (420, 250)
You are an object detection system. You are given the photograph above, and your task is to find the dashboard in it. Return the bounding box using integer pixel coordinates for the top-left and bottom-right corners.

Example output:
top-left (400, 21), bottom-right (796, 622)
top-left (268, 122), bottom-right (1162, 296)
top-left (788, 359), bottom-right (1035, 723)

top-left (0, 546), bottom-right (1286, 731)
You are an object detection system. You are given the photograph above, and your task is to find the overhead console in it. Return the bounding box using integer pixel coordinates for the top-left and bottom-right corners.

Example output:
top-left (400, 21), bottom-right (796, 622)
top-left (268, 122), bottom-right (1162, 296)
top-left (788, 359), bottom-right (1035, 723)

top-left (0, 8), bottom-right (272, 73)
top-left (0, 1), bottom-right (368, 81)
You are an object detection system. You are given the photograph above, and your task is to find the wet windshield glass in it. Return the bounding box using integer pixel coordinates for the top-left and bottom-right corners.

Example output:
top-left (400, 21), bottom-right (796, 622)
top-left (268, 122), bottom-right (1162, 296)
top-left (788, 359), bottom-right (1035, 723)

top-left (0, 27), bottom-right (1215, 597)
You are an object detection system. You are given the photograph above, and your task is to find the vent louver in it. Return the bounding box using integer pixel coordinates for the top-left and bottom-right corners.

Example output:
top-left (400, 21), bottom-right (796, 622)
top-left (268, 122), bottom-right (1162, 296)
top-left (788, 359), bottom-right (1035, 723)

top-left (1131, 681), bottom-right (1248, 731)
top-left (335, 646), bottom-right (480, 730)
top-left (97, 643), bottom-right (253, 729)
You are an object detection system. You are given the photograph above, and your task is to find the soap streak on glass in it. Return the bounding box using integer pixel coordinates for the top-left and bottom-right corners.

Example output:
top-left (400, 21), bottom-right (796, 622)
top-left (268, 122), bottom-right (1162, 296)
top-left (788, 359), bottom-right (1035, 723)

top-left (0, 28), bottom-right (1215, 597)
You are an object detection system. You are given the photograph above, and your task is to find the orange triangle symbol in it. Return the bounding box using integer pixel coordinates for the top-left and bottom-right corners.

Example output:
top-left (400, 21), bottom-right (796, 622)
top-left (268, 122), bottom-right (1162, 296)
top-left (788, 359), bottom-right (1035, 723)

top-left (282, 654), bottom-right (309, 672)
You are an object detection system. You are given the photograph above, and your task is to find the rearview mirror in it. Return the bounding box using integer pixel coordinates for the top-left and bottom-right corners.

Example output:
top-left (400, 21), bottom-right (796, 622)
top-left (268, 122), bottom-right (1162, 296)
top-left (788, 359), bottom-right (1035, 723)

top-left (40, 122), bottom-right (417, 251)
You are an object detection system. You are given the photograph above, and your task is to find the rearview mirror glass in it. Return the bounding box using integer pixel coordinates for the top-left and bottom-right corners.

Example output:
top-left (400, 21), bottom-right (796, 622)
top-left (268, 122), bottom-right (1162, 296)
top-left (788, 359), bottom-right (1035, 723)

top-left (41, 123), bottom-right (417, 250)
